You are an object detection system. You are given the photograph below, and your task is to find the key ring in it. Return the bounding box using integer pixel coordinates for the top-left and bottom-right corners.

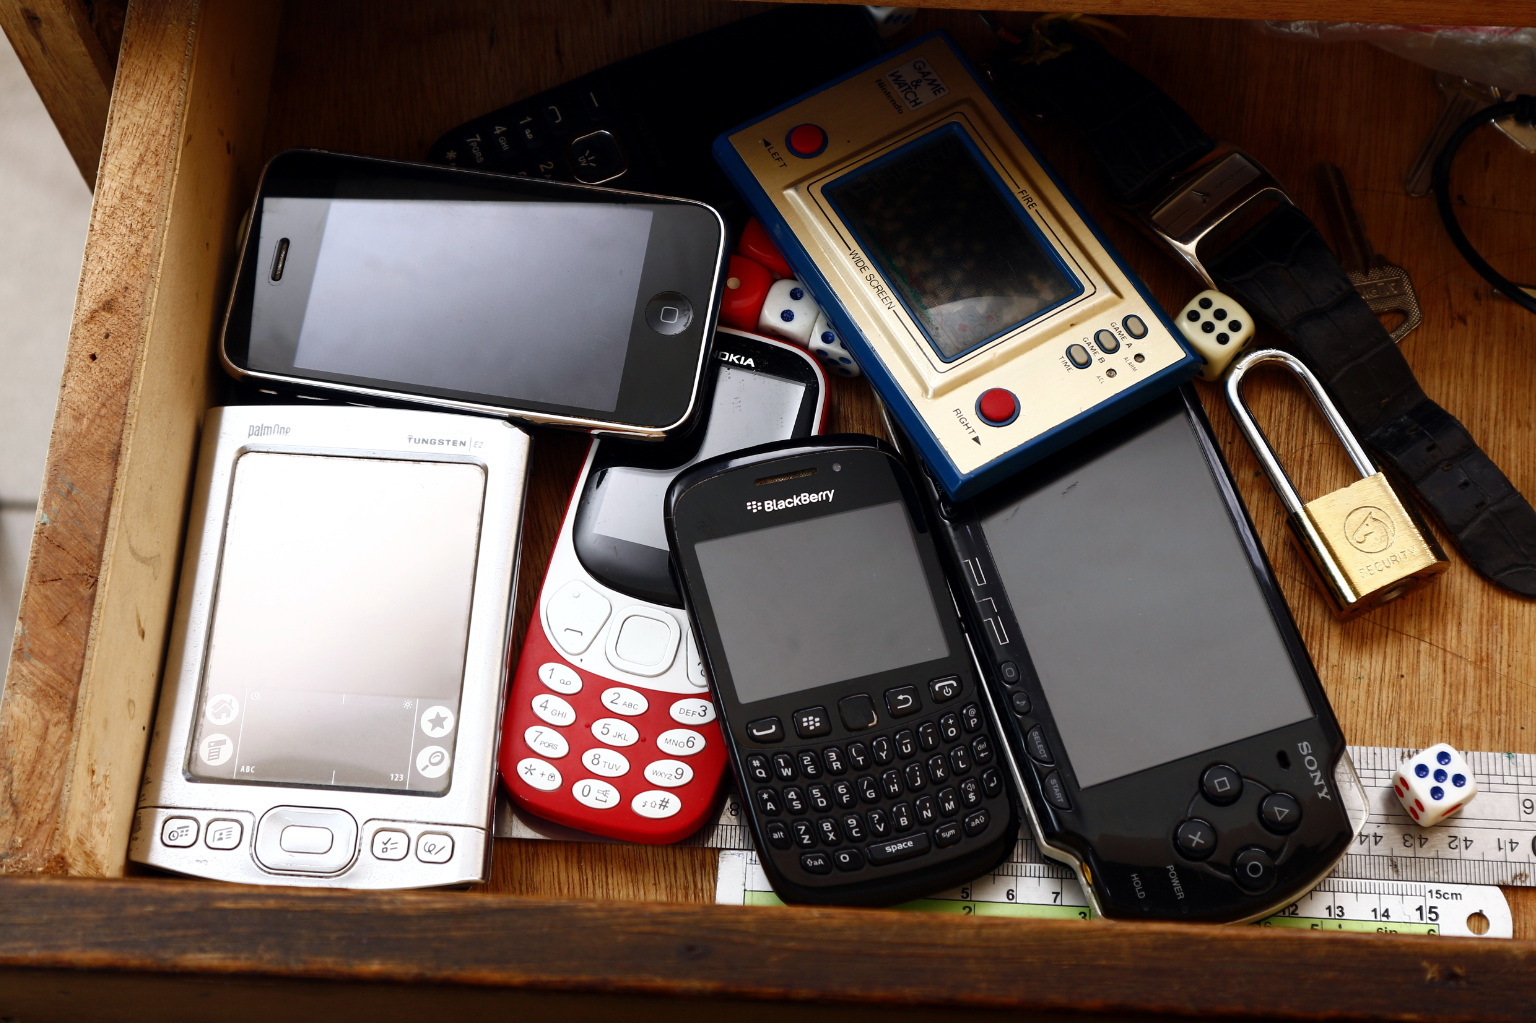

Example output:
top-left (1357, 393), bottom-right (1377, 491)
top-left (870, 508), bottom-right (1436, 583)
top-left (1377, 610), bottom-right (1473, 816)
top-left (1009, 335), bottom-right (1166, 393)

top-left (1431, 95), bottom-right (1536, 317)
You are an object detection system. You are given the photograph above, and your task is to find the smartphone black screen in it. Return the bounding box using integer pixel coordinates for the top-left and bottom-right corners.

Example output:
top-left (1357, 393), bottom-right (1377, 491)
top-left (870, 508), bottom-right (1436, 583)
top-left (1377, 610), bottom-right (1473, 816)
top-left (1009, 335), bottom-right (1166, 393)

top-left (224, 152), bottom-right (725, 431)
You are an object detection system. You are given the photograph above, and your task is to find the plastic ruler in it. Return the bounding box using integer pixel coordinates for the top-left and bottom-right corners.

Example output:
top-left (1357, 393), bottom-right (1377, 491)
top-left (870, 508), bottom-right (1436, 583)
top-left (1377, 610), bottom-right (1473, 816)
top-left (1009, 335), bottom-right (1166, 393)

top-left (715, 849), bottom-right (1514, 937)
top-left (1337, 747), bottom-right (1536, 886)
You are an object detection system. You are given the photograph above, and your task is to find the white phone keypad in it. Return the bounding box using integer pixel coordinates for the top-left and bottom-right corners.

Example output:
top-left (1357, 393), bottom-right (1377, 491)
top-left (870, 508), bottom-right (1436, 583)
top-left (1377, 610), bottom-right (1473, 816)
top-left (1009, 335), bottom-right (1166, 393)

top-left (516, 758), bottom-right (562, 792)
top-left (632, 790), bottom-right (682, 819)
top-left (524, 725), bottom-right (568, 759)
top-left (531, 693), bottom-right (576, 727)
top-left (669, 698), bottom-right (715, 725)
top-left (589, 718), bottom-right (639, 747)
top-left (581, 748), bottom-right (630, 778)
top-left (601, 687), bottom-right (649, 717)
top-left (656, 728), bottom-right (706, 757)
top-left (538, 661), bottom-right (582, 694)
top-left (644, 759), bottom-right (694, 788)
top-left (572, 778), bottom-right (622, 810)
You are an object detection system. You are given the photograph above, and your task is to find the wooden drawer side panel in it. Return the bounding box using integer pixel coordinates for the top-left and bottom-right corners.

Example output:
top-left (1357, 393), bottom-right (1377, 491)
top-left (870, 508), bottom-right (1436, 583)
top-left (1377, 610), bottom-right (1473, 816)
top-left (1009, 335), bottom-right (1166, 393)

top-left (0, 0), bottom-right (280, 876)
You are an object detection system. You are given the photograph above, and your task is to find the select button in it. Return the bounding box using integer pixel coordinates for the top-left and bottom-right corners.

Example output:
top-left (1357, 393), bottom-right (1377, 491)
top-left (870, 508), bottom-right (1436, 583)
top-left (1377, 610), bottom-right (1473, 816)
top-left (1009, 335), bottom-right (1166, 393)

top-left (1094, 329), bottom-right (1120, 354)
top-left (1066, 343), bottom-right (1092, 369)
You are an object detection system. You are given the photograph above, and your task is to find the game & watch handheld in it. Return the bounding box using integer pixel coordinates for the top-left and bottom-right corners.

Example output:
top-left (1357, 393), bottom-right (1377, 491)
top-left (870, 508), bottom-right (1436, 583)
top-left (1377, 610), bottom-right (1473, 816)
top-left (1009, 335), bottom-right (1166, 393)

top-left (666, 436), bottom-right (1016, 904)
top-left (502, 329), bottom-right (826, 843)
top-left (714, 33), bottom-right (1197, 499)
top-left (132, 406), bottom-right (529, 888)
top-left (920, 389), bottom-right (1368, 921)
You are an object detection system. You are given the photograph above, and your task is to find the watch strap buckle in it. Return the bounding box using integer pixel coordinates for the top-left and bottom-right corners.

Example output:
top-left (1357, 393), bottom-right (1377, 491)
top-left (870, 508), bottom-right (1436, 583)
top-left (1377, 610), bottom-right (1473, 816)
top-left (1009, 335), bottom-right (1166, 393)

top-left (1133, 145), bottom-right (1294, 288)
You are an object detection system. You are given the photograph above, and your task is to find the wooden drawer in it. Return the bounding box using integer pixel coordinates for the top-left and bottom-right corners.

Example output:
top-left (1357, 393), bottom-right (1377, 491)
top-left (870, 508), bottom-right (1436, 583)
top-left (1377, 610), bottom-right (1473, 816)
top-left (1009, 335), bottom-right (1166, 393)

top-left (4, 0), bottom-right (1536, 1017)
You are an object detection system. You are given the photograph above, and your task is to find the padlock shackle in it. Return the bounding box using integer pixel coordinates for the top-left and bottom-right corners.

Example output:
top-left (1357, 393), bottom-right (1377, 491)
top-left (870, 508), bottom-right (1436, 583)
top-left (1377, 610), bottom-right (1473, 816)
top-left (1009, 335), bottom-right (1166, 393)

top-left (1224, 349), bottom-right (1379, 517)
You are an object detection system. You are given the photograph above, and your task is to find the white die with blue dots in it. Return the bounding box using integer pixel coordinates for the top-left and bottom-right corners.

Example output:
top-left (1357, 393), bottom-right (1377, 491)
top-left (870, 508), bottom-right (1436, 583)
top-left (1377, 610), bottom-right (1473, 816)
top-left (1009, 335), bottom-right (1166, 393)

top-left (1392, 743), bottom-right (1478, 827)
top-left (808, 312), bottom-right (861, 378)
top-left (757, 278), bottom-right (819, 347)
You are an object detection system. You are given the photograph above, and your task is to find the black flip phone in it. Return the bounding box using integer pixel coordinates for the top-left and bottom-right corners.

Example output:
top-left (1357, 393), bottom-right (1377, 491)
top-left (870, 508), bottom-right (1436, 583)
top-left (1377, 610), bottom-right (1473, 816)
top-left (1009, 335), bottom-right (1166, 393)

top-left (424, 5), bottom-right (883, 224)
top-left (222, 149), bottom-right (726, 439)
top-left (920, 389), bottom-right (1367, 923)
top-left (666, 436), bottom-right (1016, 906)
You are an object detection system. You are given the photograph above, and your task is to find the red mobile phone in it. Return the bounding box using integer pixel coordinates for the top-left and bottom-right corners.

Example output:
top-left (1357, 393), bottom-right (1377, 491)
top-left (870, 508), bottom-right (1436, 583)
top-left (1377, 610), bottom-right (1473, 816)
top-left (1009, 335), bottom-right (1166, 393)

top-left (501, 328), bottom-right (826, 842)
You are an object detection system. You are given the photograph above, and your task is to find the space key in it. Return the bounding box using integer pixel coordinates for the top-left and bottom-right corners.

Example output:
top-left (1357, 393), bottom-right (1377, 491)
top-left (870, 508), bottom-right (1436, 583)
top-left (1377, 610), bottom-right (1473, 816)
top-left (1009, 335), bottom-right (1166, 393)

top-left (866, 833), bottom-right (931, 865)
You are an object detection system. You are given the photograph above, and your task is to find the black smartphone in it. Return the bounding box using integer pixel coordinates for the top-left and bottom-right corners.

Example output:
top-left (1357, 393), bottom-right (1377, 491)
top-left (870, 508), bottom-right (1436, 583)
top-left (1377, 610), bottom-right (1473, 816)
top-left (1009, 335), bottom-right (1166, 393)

top-left (922, 388), bottom-right (1367, 923)
top-left (665, 436), bottom-right (1016, 906)
top-left (425, 4), bottom-right (883, 224)
top-left (222, 149), bottom-right (727, 439)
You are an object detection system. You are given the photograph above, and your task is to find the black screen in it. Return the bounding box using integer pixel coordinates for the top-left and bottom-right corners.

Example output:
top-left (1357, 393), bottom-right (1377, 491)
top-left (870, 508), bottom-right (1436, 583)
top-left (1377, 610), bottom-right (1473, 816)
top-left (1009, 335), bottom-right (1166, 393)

top-left (824, 127), bottom-right (1081, 360)
top-left (254, 198), bottom-right (652, 412)
top-left (694, 501), bottom-right (949, 704)
top-left (980, 406), bottom-right (1312, 789)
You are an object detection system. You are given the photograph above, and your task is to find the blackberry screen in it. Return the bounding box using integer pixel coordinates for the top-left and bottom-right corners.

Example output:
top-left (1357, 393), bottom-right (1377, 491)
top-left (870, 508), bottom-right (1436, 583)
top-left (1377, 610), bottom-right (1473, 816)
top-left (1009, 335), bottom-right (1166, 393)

top-left (693, 500), bottom-right (949, 703)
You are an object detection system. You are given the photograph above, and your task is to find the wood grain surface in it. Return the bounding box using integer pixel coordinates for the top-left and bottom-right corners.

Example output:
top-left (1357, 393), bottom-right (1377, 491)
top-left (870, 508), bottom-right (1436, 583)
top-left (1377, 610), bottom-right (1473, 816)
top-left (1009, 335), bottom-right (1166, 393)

top-left (0, 0), bottom-right (117, 184)
top-left (3, 873), bottom-right (1536, 1021)
top-left (777, 0), bottom-right (1536, 28)
top-left (2, 0), bottom-right (1536, 1012)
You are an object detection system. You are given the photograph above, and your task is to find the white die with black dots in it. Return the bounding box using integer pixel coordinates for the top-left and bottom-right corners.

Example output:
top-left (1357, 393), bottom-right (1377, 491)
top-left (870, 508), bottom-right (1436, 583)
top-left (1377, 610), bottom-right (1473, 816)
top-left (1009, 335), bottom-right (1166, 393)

top-left (1175, 289), bottom-right (1255, 382)
top-left (1392, 742), bottom-right (1478, 828)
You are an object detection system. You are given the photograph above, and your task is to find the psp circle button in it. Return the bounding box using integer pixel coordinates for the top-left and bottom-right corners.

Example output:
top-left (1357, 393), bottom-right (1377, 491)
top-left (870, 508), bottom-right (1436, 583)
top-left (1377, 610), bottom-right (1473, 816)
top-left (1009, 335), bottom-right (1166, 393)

top-left (1232, 847), bottom-right (1277, 893)
top-left (420, 705), bottom-right (455, 738)
top-left (644, 291), bottom-right (694, 335)
top-left (199, 732), bottom-right (234, 767)
top-left (204, 693), bottom-right (239, 725)
top-left (416, 745), bottom-right (451, 779)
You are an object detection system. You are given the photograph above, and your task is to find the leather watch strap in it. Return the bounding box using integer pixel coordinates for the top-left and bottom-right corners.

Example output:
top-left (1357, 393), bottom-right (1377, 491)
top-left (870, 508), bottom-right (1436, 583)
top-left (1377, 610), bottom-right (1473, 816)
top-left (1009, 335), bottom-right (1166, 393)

top-left (991, 34), bottom-right (1213, 205)
top-left (1211, 206), bottom-right (1536, 595)
top-left (991, 26), bottom-right (1536, 596)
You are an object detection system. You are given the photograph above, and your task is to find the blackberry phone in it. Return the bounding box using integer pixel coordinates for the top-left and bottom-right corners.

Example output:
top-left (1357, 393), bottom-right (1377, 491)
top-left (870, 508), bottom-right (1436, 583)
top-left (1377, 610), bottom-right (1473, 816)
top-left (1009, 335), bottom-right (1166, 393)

top-left (922, 389), bottom-right (1368, 922)
top-left (502, 329), bottom-right (827, 844)
top-left (425, 4), bottom-right (882, 224)
top-left (222, 149), bottom-right (726, 439)
top-left (666, 436), bottom-right (1016, 905)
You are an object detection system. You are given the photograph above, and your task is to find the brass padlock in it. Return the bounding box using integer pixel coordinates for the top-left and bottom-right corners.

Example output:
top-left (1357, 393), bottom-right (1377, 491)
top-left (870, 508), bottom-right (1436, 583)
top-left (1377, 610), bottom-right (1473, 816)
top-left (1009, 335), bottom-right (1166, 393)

top-left (1226, 349), bottom-right (1448, 618)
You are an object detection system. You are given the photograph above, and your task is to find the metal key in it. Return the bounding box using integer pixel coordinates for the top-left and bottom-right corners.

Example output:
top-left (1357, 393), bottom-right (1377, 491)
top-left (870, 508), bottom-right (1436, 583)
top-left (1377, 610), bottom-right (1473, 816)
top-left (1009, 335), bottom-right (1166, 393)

top-left (1318, 163), bottom-right (1422, 344)
top-left (1405, 75), bottom-right (1536, 197)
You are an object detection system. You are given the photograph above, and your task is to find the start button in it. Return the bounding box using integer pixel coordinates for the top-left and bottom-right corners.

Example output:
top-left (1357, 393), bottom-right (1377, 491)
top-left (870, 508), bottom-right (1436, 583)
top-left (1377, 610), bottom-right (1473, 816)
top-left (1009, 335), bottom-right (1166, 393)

top-left (976, 388), bottom-right (1018, 426)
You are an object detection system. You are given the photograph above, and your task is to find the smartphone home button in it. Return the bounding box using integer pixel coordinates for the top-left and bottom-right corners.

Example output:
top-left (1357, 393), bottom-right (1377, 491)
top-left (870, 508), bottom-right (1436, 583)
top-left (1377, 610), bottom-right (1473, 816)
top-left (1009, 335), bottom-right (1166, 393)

top-left (644, 292), bottom-right (694, 336)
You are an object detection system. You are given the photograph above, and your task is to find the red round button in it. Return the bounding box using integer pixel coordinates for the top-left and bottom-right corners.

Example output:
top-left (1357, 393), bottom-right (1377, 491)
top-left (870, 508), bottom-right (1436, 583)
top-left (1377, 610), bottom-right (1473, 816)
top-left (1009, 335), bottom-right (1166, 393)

top-left (977, 388), bottom-right (1018, 426)
top-left (787, 123), bottom-right (827, 158)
